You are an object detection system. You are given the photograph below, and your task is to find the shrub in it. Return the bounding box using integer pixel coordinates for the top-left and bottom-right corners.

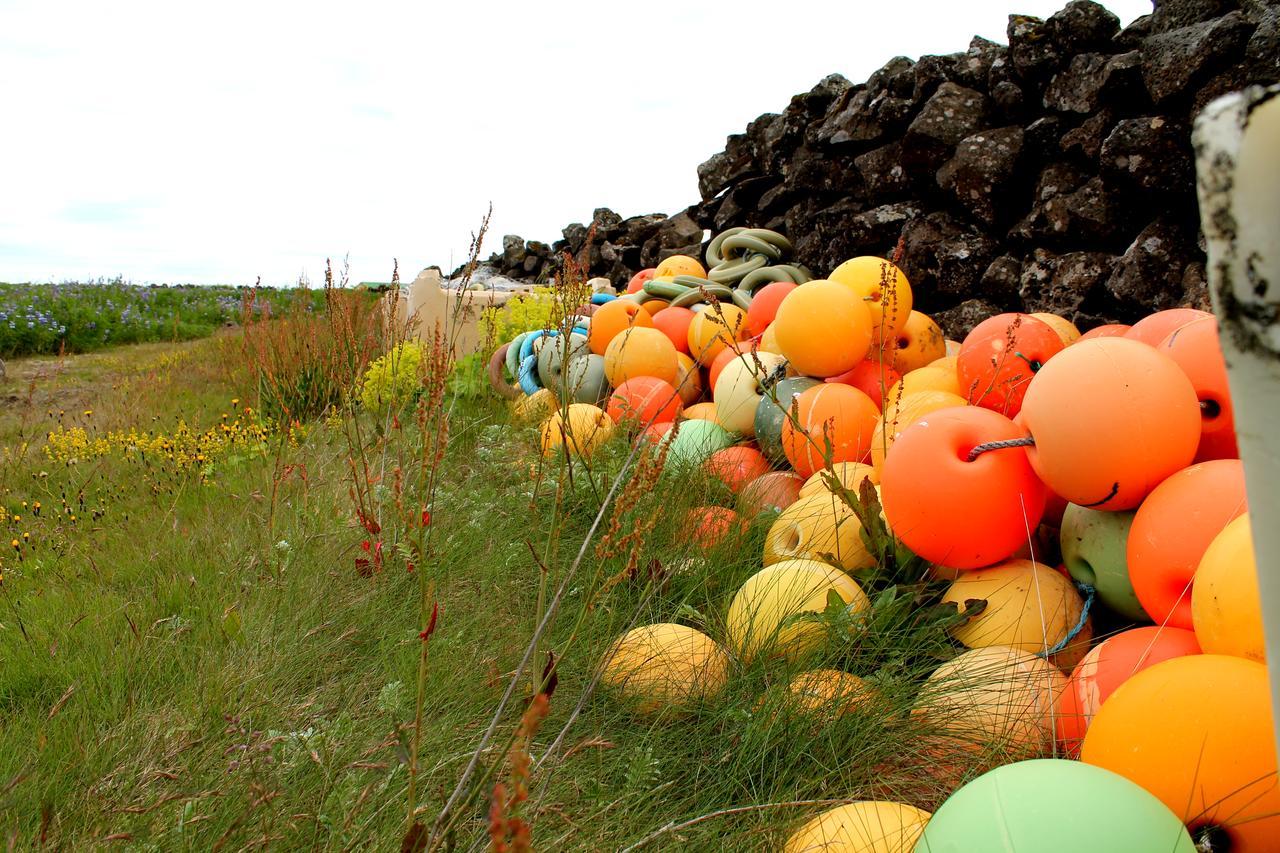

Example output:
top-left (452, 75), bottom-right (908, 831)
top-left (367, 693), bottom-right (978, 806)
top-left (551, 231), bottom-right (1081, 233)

top-left (360, 341), bottom-right (425, 414)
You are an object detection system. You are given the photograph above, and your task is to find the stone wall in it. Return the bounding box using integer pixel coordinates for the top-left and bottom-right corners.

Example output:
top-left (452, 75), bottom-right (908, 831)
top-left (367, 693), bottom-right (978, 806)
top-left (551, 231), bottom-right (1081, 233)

top-left (477, 0), bottom-right (1279, 336)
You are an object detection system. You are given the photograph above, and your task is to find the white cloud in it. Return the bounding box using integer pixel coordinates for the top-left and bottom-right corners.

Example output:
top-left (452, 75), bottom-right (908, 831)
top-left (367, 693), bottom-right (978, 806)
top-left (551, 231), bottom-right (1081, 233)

top-left (0, 0), bottom-right (1153, 285)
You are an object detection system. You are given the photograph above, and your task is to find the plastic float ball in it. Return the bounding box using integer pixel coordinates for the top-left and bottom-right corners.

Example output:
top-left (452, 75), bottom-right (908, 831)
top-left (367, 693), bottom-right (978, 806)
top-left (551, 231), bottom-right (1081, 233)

top-left (944, 338), bottom-right (962, 357)
top-left (727, 559), bottom-right (870, 664)
top-left (602, 326), bottom-right (679, 387)
top-left (1059, 504), bottom-right (1147, 621)
top-left (605, 377), bottom-right (683, 429)
top-left (828, 256), bottom-right (914, 345)
top-left (637, 420), bottom-right (673, 447)
top-left (714, 352), bottom-right (786, 436)
top-left (913, 646), bottom-right (1066, 758)
top-left (869, 391), bottom-right (968, 474)
top-left (825, 359), bottom-right (902, 410)
top-left (764, 492), bottom-right (875, 572)
top-left (687, 304), bottom-right (748, 366)
top-left (708, 342), bottom-right (749, 393)
top-left (887, 310), bottom-right (945, 374)
top-left (625, 267), bottom-right (656, 294)
top-left (1193, 514), bottom-right (1264, 661)
top-left (737, 471), bottom-right (805, 519)
top-left (744, 280), bottom-right (797, 337)
top-left (1055, 625), bottom-right (1201, 756)
top-left (942, 560), bottom-right (1091, 670)
top-left (601, 623), bottom-right (730, 714)
top-left (1082, 655), bottom-right (1280, 848)
top-left (799, 462), bottom-right (878, 500)
top-left (1158, 316), bottom-right (1238, 461)
top-left (672, 352), bottom-right (702, 407)
top-left (1077, 323), bottom-right (1131, 341)
top-left (664, 419), bottom-right (734, 469)
top-left (957, 313), bottom-right (1064, 416)
top-left (512, 387), bottom-right (558, 424)
top-left (755, 377), bottom-right (821, 464)
top-left (1127, 459), bottom-right (1247, 630)
top-left (653, 254), bottom-right (707, 280)
top-left (781, 669), bottom-right (872, 719)
top-left (681, 401), bottom-right (718, 422)
top-left (564, 352), bottom-right (609, 404)
top-left (784, 801), bottom-right (930, 853)
top-left (758, 322), bottom-right (783, 355)
top-left (1029, 312), bottom-right (1082, 346)
top-left (685, 506), bottom-right (743, 549)
top-left (705, 446), bottom-right (771, 493)
top-left (1041, 489), bottom-right (1069, 530)
top-left (651, 305), bottom-right (694, 354)
top-left (781, 384), bottom-right (880, 479)
top-left (886, 365), bottom-right (961, 401)
top-left (587, 298), bottom-right (653, 356)
top-left (931, 355), bottom-right (958, 373)
top-left (772, 280), bottom-right (873, 377)
top-left (1124, 307), bottom-right (1212, 347)
top-left (536, 332), bottom-right (589, 392)
top-left (881, 406), bottom-right (1046, 570)
top-left (539, 404), bottom-right (614, 459)
top-left (640, 297), bottom-right (669, 317)
top-left (917, 759), bottom-right (1196, 853)
top-left (1018, 338), bottom-right (1200, 511)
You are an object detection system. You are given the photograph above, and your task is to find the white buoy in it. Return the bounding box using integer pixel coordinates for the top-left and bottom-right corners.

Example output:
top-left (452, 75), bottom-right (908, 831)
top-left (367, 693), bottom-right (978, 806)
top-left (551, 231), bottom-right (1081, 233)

top-left (1194, 83), bottom-right (1280, 759)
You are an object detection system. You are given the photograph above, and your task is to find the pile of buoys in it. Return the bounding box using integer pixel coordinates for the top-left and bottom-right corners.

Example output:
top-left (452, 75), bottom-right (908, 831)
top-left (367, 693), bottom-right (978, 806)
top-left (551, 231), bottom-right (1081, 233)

top-left (487, 228), bottom-right (1271, 849)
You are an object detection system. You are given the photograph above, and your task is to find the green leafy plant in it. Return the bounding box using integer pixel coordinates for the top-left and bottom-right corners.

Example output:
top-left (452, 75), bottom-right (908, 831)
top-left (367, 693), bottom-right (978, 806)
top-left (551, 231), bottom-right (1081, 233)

top-left (360, 341), bottom-right (425, 415)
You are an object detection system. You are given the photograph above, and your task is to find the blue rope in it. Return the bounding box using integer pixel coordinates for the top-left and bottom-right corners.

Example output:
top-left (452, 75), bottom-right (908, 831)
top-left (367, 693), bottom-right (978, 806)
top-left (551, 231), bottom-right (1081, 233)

top-left (1038, 582), bottom-right (1095, 658)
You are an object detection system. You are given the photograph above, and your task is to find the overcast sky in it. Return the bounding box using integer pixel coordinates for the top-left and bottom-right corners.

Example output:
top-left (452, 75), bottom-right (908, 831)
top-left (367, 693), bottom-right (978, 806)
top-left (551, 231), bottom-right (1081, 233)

top-left (1, 0), bottom-right (1151, 286)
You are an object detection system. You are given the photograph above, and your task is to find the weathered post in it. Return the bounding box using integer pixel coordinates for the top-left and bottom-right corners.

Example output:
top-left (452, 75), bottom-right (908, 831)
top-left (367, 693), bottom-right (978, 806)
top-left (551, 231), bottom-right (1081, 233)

top-left (1194, 83), bottom-right (1280, 755)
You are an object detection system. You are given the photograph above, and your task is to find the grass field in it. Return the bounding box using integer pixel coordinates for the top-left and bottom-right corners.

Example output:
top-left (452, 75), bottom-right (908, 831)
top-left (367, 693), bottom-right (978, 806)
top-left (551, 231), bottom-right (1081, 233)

top-left (0, 311), bottom-right (1034, 850)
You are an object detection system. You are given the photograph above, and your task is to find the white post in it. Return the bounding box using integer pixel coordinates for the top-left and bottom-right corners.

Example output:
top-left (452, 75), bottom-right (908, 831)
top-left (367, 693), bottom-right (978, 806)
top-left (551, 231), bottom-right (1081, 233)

top-left (1194, 83), bottom-right (1280, 755)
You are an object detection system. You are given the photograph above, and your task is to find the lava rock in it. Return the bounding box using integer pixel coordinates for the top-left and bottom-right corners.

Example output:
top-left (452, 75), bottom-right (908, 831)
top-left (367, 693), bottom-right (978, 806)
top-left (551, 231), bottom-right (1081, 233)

top-left (935, 298), bottom-right (1006, 339)
top-left (697, 133), bottom-right (756, 200)
top-left (903, 82), bottom-right (990, 169)
top-left (1060, 110), bottom-right (1115, 162)
top-left (1009, 176), bottom-right (1129, 248)
top-left (981, 255), bottom-right (1025, 305)
top-left (991, 80), bottom-right (1027, 120)
top-left (899, 212), bottom-right (1001, 310)
top-left (1033, 161), bottom-right (1091, 204)
top-left (1099, 116), bottom-right (1194, 198)
top-left (1046, 0), bottom-right (1122, 54)
top-left (1043, 51), bottom-right (1145, 113)
top-left (1148, 0), bottom-right (1243, 34)
top-left (1106, 217), bottom-right (1204, 310)
top-left (936, 126), bottom-right (1026, 226)
top-left (502, 235), bottom-right (527, 268)
top-left (783, 147), bottom-right (862, 195)
top-left (1008, 14), bottom-right (1062, 85)
top-left (855, 141), bottom-right (912, 199)
top-left (957, 37), bottom-right (1008, 89)
top-left (1141, 12), bottom-right (1255, 103)
top-left (1019, 249), bottom-right (1117, 318)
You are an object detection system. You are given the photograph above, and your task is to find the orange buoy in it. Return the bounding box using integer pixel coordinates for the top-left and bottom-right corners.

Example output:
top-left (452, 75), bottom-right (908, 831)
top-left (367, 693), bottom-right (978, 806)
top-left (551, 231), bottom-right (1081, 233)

top-left (681, 401), bottom-right (718, 422)
top-left (1192, 514), bottom-right (1264, 662)
top-left (772, 280), bottom-right (873, 377)
top-left (1128, 459), bottom-right (1248, 630)
top-left (870, 390), bottom-right (969, 474)
top-left (1018, 337), bottom-right (1200, 511)
top-left (737, 470), bottom-right (804, 518)
top-left (1124, 308), bottom-right (1212, 347)
top-left (781, 383), bottom-right (880, 478)
top-left (605, 377), bottom-right (683, 429)
top-left (828, 256), bottom-right (914, 345)
top-left (1076, 323), bottom-right (1131, 342)
top-left (654, 254), bottom-right (706, 280)
top-left (1082, 655), bottom-right (1280, 848)
top-left (588, 298), bottom-right (653, 356)
top-left (881, 406), bottom-right (1046, 569)
top-left (889, 310), bottom-right (946, 374)
top-left (1158, 316), bottom-right (1238, 461)
top-left (673, 352), bottom-right (702, 406)
top-left (1056, 626), bottom-right (1201, 756)
top-left (603, 326), bottom-right (678, 387)
top-left (744, 280), bottom-right (797, 338)
top-left (685, 505), bottom-right (743, 549)
top-left (825, 358), bottom-right (901, 410)
top-left (687, 304), bottom-right (748, 366)
top-left (705, 445), bottom-right (771, 493)
top-left (625, 268), bottom-right (656, 294)
top-left (957, 313), bottom-right (1064, 416)
top-left (651, 305), bottom-right (695, 355)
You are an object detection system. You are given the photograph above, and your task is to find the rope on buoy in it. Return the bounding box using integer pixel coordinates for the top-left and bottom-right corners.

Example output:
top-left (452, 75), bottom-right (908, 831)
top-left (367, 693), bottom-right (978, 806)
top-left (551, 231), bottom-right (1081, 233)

top-left (966, 435), bottom-right (1037, 462)
top-left (1038, 582), bottom-right (1095, 658)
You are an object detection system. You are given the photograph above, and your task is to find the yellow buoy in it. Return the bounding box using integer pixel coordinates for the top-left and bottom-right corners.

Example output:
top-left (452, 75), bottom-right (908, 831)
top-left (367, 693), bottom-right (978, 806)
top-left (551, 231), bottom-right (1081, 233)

top-left (673, 352), bottom-right (703, 407)
top-left (783, 668), bottom-right (872, 718)
top-left (942, 559), bottom-right (1091, 670)
top-left (602, 325), bottom-right (678, 387)
top-left (798, 462), bottom-right (879, 500)
top-left (1193, 514), bottom-right (1265, 662)
top-left (681, 401), bottom-right (718, 422)
top-left (764, 493), bottom-right (875, 572)
top-left (913, 645), bottom-right (1067, 757)
top-left (828, 256), bottom-right (915, 346)
top-left (654, 254), bottom-right (707, 280)
top-left (889, 310), bottom-right (946, 374)
top-left (601, 623), bottom-right (730, 714)
top-left (1030, 312), bottom-right (1082, 346)
top-left (728, 560), bottom-right (870, 664)
top-left (713, 352), bottom-right (786, 435)
top-left (886, 365), bottom-right (961, 401)
top-left (539, 403), bottom-right (614, 459)
top-left (513, 388), bottom-right (557, 423)
top-left (784, 801), bottom-right (931, 853)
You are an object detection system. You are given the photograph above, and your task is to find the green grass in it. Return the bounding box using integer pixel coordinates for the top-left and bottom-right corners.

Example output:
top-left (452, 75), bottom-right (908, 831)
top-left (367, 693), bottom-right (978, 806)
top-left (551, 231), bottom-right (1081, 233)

top-left (0, 335), bottom-right (1025, 850)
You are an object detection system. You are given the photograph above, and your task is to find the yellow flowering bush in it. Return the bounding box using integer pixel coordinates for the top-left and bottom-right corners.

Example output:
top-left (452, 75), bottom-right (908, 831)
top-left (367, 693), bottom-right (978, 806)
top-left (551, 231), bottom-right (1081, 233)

top-left (43, 409), bottom-right (279, 470)
top-left (480, 287), bottom-right (556, 349)
top-left (359, 342), bottom-right (424, 415)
